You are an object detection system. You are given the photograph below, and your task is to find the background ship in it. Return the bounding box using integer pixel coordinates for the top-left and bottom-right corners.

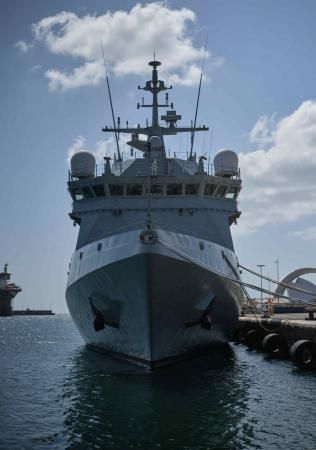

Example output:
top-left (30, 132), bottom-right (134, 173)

top-left (66, 60), bottom-right (244, 367)
top-left (0, 264), bottom-right (22, 316)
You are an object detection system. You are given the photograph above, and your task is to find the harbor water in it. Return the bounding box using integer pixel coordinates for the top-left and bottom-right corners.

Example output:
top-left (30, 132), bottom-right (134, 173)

top-left (0, 315), bottom-right (315, 450)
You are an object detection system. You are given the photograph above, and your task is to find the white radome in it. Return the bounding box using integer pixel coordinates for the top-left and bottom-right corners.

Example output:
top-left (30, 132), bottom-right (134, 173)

top-left (214, 149), bottom-right (238, 177)
top-left (71, 151), bottom-right (96, 179)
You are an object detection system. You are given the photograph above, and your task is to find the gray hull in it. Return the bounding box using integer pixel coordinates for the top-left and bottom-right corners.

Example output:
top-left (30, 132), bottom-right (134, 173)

top-left (66, 249), bottom-right (241, 367)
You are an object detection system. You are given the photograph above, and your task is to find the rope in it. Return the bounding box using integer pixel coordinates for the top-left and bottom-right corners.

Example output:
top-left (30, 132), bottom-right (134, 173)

top-left (157, 238), bottom-right (311, 303)
top-left (222, 254), bottom-right (282, 332)
top-left (239, 264), bottom-right (316, 299)
top-left (156, 238), bottom-right (285, 332)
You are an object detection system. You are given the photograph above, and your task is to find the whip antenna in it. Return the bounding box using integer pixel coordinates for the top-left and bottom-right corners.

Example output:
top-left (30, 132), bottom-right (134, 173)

top-left (101, 45), bottom-right (122, 162)
top-left (188, 36), bottom-right (208, 161)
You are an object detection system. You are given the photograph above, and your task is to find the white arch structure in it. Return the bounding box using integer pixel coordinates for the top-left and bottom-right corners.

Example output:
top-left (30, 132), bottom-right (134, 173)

top-left (274, 268), bottom-right (316, 297)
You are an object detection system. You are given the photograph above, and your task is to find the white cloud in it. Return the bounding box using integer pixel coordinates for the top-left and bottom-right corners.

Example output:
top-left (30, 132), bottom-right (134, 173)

top-left (249, 113), bottom-right (277, 146)
top-left (30, 64), bottom-right (42, 72)
top-left (93, 135), bottom-right (130, 161)
top-left (31, 3), bottom-right (223, 91)
top-left (290, 226), bottom-right (316, 241)
top-left (66, 135), bottom-right (87, 164)
top-left (45, 61), bottom-right (104, 92)
top-left (236, 100), bottom-right (316, 235)
top-left (14, 40), bottom-right (33, 53)
top-left (66, 134), bottom-right (130, 165)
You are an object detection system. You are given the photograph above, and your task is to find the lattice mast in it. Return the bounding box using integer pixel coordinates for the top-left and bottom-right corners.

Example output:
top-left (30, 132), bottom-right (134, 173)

top-left (102, 60), bottom-right (209, 158)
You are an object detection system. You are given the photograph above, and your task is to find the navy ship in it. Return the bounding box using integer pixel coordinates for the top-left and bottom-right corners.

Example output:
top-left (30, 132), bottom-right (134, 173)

top-left (66, 60), bottom-right (243, 367)
top-left (0, 264), bottom-right (22, 316)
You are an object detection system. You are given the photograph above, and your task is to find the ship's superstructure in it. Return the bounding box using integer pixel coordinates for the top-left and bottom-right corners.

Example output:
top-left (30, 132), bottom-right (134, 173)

top-left (66, 60), bottom-right (244, 367)
top-left (0, 264), bottom-right (22, 316)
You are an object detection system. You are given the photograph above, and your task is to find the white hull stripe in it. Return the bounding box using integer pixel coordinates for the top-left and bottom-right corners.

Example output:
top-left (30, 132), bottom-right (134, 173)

top-left (67, 228), bottom-right (238, 288)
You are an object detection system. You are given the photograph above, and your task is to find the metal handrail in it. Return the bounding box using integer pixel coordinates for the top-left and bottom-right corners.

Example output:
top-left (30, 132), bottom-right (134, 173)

top-left (68, 160), bottom-right (241, 180)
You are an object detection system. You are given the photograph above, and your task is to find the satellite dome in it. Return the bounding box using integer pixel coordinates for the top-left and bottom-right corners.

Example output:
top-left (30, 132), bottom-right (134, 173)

top-left (70, 151), bottom-right (96, 179)
top-left (214, 149), bottom-right (238, 177)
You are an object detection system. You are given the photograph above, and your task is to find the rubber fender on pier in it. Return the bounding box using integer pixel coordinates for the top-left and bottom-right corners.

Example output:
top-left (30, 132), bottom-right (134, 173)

top-left (290, 340), bottom-right (316, 370)
top-left (244, 329), bottom-right (263, 350)
top-left (262, 333), bottom-right (288, 358)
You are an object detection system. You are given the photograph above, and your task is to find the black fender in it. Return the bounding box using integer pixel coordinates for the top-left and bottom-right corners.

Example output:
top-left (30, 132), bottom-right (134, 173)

top-left (290, 340), bottom-right (316, 370)
top-left (244, 329), bottom-right (263, 350)
top-left (262, 333), bottom-right (288, 358)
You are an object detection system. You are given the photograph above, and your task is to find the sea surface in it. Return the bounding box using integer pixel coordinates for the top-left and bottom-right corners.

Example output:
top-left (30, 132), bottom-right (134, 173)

top-left (0, 315), bottom-right (315, 450)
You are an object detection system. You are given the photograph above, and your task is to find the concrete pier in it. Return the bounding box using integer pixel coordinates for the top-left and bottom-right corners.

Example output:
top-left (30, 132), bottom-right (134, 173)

top-left (239, 313), bottom-right (316, 345)
top-left (236, 313), bottom-right (316, 370)
top-left (12, 309), bottom-right (55, 316)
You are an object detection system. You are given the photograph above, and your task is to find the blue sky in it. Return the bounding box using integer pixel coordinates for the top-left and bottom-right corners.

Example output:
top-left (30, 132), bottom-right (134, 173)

top-left (1, 0), bottom-right (316, 312)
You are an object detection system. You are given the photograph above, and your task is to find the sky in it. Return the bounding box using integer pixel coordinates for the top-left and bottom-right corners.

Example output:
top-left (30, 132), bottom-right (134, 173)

top-left (1, 0), bottom-right (316, 312)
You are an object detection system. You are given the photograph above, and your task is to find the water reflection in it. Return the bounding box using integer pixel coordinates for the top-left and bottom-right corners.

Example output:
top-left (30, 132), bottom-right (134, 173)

top-left (62, 346), bottom-right (253, 449)
top-left (2, 317), bottom-right (315, 449)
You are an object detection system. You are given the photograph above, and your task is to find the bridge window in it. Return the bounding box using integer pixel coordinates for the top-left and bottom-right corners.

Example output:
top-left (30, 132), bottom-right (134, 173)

top-left (146, 184), bottom-right (164, 195)
top-left (225, 187), bottom-right (239, 199)
top-left (215, 186), bottom-right (227, 197)
top-left (185, 184), bottom-right (199, 195)
top-left (82, 187), bottom-right (93, 199)
top-left (167, 183), bottom-right (182, 195)
top-left (109, 184), bottom-right (124, 196)
top-left (93, 184), bottom-right (105, 197)
top-left (127, 184), bottom-right (142, 195)
top-left (71, 188), bottom-right (84, 201)
top-left (204, 183), bottom-right (216, 196)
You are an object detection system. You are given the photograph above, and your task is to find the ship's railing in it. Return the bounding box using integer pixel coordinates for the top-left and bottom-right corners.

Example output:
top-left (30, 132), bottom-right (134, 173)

top-left (68, 160), bottom-right (241, 180)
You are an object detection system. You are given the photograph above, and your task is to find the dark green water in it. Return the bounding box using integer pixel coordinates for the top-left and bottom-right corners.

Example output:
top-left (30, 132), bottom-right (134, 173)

top-left (0, 315), bottom-right (315, 450)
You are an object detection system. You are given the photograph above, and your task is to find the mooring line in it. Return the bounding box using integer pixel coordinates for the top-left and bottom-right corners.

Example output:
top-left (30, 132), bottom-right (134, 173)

top-left (157, 238), bottom-right (285, 332)
top-left (239, 264), bottom-right (316, 299)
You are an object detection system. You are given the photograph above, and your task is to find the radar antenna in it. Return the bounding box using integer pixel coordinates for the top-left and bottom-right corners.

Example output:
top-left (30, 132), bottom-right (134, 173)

top-left (138, 59), bottom-right (172, 131)
top-left (188, 37), bottom-right (208, 161)
top-left (101, 45), bottom-right (122, 162)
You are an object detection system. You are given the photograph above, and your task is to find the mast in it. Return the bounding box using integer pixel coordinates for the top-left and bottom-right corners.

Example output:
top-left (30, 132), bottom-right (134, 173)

top-left (102, 60), bottom-right (209, 152)
top-left (101, 46), bottom-right (122, 162)
top-left (138, 60), bottom-right (171, 132)
top-left (188, 69), bottom-right (203, 161)
top-left (188, 39), bottom-right (208, 161)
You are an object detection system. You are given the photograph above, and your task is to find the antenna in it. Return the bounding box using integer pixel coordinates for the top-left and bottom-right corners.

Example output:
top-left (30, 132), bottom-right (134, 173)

top-left (188, 36), bottom-right (208, 161)
top-left (208, 126), bottom-right (213, 174)
top-left (101, 45), bottom-right (122, 162)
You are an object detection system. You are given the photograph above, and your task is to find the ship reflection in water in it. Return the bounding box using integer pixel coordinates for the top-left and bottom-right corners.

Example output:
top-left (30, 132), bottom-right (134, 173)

top-left (1, 316), bottom-right (316, 450)
top-left (62, 347), bottom-right (252, 450)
